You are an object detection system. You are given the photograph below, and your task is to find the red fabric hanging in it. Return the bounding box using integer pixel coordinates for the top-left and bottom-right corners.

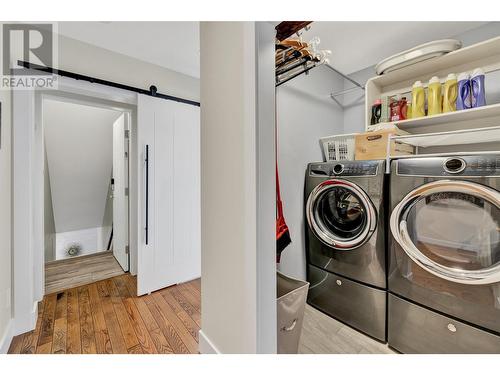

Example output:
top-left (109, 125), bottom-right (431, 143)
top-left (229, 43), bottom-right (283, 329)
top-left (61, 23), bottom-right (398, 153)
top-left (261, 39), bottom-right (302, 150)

top-left (276, 163), bottom-right (291, 262)
top-left (275, 99), bottom-right (291, 263)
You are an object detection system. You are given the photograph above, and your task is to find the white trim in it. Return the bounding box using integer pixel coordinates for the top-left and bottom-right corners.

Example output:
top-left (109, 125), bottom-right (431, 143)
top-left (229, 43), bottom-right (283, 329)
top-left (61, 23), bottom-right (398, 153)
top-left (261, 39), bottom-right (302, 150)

top-left (255, 22), bottom-right (277, 354)
top-left (0, 319), bottom-right (14, 354)
top-left (14, 301), bottom-right (38, 336)
top-left (198, 330), bottom-right (221, 354)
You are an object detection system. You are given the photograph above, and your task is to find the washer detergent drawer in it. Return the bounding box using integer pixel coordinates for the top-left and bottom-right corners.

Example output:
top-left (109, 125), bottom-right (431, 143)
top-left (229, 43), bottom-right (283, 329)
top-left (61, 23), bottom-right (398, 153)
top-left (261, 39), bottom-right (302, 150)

top-left (307, 264), bottom-right (386, 341)
top-left (389, 294), bottom-right (500, 353)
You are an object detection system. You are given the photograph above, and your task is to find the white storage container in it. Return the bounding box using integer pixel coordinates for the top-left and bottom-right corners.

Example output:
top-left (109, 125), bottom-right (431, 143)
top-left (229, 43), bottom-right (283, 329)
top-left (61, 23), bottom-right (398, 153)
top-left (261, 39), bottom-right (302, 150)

top-left (277, 272), bottom-right (309, 354)
top-left (320, 133), bottom-right (357, 161)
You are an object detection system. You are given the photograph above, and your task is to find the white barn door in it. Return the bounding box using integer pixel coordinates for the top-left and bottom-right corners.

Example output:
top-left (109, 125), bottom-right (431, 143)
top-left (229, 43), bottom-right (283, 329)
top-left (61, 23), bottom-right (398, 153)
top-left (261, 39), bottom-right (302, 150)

top-left (137, 95), bottom-right (200, 295)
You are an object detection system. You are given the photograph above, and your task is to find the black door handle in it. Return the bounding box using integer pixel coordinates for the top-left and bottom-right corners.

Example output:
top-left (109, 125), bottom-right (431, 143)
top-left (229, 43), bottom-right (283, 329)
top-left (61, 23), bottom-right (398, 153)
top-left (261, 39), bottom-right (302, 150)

top-left (145, 144), bottom-right (149, 245)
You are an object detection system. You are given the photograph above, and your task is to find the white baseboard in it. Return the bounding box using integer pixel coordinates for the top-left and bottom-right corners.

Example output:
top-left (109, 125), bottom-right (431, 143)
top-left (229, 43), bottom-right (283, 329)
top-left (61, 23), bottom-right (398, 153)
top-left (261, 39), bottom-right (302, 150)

top-left (198, 330), bottom-right (221, 354)
top-left (0, 319), bottom-right (14, 354)
top-left (14, 301), bottom-right (38, 336)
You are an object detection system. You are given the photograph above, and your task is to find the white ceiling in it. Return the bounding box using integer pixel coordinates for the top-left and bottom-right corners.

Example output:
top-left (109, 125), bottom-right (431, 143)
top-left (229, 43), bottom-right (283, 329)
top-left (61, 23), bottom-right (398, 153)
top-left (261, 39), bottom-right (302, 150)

top-left (54, 22), bottom-right (488, 79)
top-left (44, 99), bottom-right (122, 233)
top-left (57, 22), bottom-right (200, 78)
top-left (303, 22), bottom-right (489, 74)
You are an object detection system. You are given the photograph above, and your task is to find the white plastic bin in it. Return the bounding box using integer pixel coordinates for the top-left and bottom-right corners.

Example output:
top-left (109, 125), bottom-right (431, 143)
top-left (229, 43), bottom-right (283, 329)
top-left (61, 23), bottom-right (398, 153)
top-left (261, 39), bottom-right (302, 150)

top-left (319, 133), bottom-right (357, 161)
top-left (277, 272), bottom-right (309, 354)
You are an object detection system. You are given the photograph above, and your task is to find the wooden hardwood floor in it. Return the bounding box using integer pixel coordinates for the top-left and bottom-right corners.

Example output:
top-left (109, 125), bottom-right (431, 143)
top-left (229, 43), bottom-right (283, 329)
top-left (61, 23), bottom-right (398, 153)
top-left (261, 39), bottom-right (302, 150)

top-left (45, 251), bottom-right (125, 295)
top-left (8, 274), bottom-right (201, 354)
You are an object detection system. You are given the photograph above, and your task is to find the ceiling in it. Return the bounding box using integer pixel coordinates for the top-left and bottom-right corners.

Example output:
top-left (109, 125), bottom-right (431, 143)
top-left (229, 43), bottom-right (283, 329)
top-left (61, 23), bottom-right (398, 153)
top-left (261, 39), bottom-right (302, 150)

top-left (57, 22), bottom-right (200, 78)
top-left (55, 22), bottom-right (489, 79)
top-left (303, 22), bottom-right (489, 74)
top-left (44, 99), bottom-right (122, 233)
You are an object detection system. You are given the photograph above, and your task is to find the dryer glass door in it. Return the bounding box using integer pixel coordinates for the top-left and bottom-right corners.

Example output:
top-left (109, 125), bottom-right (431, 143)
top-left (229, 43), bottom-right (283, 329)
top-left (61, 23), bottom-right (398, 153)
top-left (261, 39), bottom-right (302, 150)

top-left (307, 180), bottom-right (376, 250)
top-left (391, 180), bottom-right (500, 284)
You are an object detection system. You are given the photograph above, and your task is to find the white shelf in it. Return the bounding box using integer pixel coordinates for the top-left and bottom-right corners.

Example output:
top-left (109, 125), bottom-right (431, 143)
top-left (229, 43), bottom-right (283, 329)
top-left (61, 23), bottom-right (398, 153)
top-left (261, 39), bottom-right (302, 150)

top-left (365, 36), bottom-right (500, 132)
top-left (369, 36), bottom-right (500, 89)
top-left (390, 125), bottom-right (500, 148)
top-left (369, 102), bottom-right (500, 134)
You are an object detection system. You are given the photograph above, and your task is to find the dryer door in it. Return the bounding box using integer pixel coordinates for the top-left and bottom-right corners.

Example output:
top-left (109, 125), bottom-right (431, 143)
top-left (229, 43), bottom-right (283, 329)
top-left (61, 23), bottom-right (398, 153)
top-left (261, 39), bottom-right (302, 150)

top-left (306, 179), bottom-right (377, 250)
top-left (390, 180), bottom-right (500, 285)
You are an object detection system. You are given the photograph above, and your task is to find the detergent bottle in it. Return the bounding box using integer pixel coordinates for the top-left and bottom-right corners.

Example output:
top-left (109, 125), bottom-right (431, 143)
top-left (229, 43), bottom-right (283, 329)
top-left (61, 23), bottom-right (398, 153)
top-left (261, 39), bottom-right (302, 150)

top-left (427, 76), bottom-right (442, 116)
top-left (411, 81), bottom-right (425, 118)
top-left (471, 68), bottom-right (486, 108)
top-left (457, 73), bottom-right (471, 110)
top-left (443, 73), bottom-right (458, 113)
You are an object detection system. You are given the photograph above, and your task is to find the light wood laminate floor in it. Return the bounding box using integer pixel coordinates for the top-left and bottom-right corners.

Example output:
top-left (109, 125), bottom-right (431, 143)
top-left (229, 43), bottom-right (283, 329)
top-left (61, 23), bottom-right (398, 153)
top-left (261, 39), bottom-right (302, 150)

top-left (299, 304), bottom-right (396, 354)
top-left (45, 252), bottom-right (125, 295)
top-left (8, 274), bottom-right (201, 354)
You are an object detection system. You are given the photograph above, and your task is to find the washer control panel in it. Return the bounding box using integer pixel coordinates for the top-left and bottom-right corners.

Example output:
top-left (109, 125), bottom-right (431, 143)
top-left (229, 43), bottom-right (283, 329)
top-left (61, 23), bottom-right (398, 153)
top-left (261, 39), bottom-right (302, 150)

top-left (309, 160), bottom-right (381, 177)
top-left (397, 155), bottom-right (500, 176)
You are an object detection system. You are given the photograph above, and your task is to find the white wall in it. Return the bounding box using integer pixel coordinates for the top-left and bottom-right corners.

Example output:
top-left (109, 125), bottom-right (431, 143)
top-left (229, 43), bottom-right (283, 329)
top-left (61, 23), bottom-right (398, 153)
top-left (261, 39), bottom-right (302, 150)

top-left (44, 99), bottom-right (120, 233)
top-left (199, 22), bottom-right (276, 354)
top-left (57, 34), bottom-right (200, 102)
top-left (55, 227), bottom-right (108, 260)
top-left (0, 87), bottom-right (12, 352)
top-left (342, 66), bottom-right (373, 134)
top-left (276, 65), bottom-right (344, 280)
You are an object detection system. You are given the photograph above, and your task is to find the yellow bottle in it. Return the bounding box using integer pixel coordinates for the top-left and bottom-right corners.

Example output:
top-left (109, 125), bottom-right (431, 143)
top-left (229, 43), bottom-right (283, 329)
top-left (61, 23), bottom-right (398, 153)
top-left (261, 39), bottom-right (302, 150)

top-left (411, 81), bottom-right (425, 118)
top-left (406, 100), bottom-right (412, 119)
top-left (428, 76), bottom-right (442, 116)
top-left (443, 73), bottom-right (458, 113)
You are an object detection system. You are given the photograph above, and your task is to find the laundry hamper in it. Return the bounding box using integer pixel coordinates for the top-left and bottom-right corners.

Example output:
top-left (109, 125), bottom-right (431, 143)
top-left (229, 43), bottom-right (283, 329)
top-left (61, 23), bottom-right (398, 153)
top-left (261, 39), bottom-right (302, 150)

top-left (319, 133), bottom-right (357, 161)
top-left (277, 272), bottom-right (309, 354)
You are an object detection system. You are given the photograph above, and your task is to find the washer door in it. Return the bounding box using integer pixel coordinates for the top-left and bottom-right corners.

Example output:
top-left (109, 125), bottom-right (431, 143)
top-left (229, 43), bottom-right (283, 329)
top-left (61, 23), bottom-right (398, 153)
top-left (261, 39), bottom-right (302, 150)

top-left (306, 179), bottom-right (377, 250)
top-left (390, 180), bottom-right (500, 285)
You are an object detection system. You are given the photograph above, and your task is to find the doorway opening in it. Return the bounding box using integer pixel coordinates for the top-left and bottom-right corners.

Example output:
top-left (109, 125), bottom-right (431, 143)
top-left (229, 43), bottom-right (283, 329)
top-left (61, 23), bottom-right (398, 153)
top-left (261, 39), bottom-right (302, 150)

top-left (42, 97), bottom-right (131, 294)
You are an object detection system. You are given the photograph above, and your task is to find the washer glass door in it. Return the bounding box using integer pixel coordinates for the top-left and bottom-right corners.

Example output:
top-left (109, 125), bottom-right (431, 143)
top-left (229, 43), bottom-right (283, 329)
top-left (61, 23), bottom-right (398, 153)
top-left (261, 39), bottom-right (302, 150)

top-left (307, 180), bottom-right (376, 250)
top-left (391, 180), bottom-right (500, 284)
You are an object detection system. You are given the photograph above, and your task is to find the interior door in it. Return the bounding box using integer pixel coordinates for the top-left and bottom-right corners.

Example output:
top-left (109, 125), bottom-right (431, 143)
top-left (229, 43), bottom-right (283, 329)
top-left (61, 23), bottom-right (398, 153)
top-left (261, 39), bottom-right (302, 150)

top-left (112, 113), bottom-right (129, 271)
top-left (137, 95), bottom-right (201, 295)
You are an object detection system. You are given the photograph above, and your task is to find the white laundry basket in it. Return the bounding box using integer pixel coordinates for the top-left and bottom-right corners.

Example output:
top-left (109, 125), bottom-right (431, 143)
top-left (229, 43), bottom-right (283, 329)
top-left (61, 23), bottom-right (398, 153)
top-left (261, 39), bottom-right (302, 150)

top-left (277, 272), bottom-right (309, 354)
top-left (319, 133), bottom-right (357, 161)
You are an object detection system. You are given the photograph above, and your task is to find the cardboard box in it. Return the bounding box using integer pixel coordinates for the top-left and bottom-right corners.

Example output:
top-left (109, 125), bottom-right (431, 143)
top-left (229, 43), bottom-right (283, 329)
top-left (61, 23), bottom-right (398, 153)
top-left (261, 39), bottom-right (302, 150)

top-left (355, 128), bottom-right (414, 160)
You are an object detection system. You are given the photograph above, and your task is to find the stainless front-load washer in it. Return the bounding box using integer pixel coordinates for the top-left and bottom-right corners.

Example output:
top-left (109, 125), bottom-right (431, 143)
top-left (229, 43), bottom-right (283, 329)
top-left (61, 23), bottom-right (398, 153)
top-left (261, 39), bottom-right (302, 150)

top-left (305, 160), bottom-right (387, 341)
top-left (388, 154), bottom-right (500, 353)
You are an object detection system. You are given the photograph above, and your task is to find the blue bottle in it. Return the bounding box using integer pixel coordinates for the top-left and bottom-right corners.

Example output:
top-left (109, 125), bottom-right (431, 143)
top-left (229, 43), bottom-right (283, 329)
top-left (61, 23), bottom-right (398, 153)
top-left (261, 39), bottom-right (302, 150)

top-left (457, 73), bottom-right (471, 110)
top-left (471, 68), bottom-right (486, 108)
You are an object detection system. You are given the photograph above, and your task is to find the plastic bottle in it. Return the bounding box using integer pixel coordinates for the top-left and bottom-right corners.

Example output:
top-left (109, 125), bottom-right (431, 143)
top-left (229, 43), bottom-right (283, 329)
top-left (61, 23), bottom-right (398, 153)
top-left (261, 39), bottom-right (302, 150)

top-left (457, 73), bottom-right (471, 110)
top-left (399, 97), bottom-right (408, 120)
top-left (471, 68), bottom-right (486, 108)
top-left (370, 99), bottom-right (382, 125)
top-left (428, 76), bottom-right (442, 116)
top-left (406, 99), bottom-right (412, 119)
top-left (443, 73), bottom-right (458, 113)
top-left (411, 81), bottom-right (425, 118)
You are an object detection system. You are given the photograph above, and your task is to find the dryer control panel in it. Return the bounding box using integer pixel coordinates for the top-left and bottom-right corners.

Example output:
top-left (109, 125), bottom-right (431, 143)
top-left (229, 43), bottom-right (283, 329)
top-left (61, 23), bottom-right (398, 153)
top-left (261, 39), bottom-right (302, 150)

top-left (397, 155), bottom-right (500, 177)
top-left (309, 160), bottom-right (381, 177)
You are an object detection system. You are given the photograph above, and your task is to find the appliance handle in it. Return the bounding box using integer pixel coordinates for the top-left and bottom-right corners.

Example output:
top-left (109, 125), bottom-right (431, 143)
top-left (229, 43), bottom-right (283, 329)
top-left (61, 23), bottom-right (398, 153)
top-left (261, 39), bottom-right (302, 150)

top-left (145, 144), bottom-right (149, 245)
top-left (281, 318), bottom-right (297, 332)
top-left (390, 180), bottom-right (500, 285)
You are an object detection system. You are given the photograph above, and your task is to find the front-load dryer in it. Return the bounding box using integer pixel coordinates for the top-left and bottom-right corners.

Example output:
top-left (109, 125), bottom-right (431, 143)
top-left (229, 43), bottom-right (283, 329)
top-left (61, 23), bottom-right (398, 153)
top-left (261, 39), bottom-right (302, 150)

top-left (388, 154), bottom-right (500, 353)
top-left (305, 160), bottom-right (387, 341)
